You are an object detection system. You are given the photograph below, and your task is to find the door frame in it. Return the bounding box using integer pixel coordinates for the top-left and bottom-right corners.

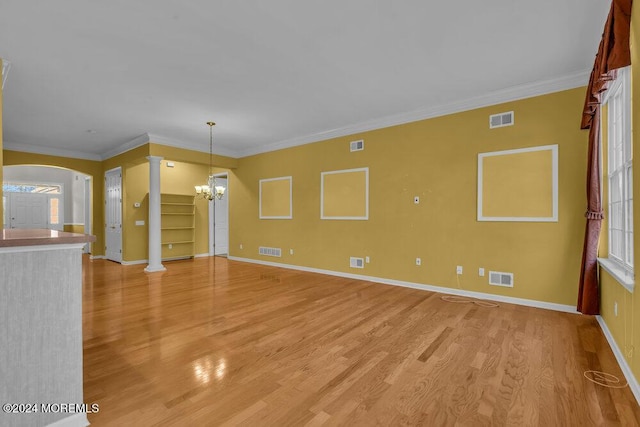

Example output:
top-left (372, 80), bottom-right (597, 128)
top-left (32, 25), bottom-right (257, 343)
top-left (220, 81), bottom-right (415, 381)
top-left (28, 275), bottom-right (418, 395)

top-left (209, 172), bottom-right (229, 256)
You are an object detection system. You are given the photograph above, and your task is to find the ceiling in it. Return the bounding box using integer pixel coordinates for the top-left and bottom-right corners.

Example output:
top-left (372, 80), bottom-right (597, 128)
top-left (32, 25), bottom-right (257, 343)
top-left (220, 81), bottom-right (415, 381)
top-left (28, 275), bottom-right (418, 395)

top-left (0, 1), bottom-right (610, 161)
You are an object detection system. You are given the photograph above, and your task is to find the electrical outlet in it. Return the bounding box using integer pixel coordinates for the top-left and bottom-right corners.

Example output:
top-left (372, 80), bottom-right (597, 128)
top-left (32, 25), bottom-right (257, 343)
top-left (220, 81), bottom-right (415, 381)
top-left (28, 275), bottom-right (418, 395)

top-left (478, 268), bottom-right (485, 277)
top-left (168, 243), bottom-right (173, 249)
top-left (456, 266), bottom-right (463, 275)
top-left (240, 244), bottom-right (243, 250)
top-left (416, 257), bottom-right (421, 266)
top-left (614, 301), bottom-right (618, 317)
top-left (290, 248), bottom-right (294, 255)
top-left (414, 196), bottom-right (420, 204)
top-left (365, 256), bottom-right (370, 264)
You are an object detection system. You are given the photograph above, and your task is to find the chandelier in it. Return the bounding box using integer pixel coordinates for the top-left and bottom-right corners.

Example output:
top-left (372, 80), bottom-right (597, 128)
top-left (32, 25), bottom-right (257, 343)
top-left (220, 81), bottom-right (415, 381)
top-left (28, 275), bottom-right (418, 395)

top-left (195, 121), bottom-right (226, 200)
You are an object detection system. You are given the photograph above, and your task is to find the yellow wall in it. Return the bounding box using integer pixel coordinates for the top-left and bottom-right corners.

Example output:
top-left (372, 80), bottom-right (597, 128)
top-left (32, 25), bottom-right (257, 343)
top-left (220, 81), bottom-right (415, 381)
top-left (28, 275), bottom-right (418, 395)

top-left (149, 143), bottom-right (238, 169)
top-left (2, 142), bottom-right (235, 261)
top-left (63, 224), bottom-right (86, 234)
top-left (480, 147), bottom-right (554, 218)
top-left (260, 177), bottom-right (292, 218)
top-left (2, 150), bottom-right (104, 255)
top-left (70, 142), bottom-right (236, 261)
top-left (231, 87), bottom-right (588, 306)
top-left (599, 3), bottom-right (640, 388)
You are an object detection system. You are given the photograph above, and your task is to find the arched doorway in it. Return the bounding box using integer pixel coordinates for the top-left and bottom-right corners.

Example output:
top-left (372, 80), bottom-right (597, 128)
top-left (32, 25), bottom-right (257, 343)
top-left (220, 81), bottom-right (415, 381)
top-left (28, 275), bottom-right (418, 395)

top-left (3, 165), bottom-right (93, 252)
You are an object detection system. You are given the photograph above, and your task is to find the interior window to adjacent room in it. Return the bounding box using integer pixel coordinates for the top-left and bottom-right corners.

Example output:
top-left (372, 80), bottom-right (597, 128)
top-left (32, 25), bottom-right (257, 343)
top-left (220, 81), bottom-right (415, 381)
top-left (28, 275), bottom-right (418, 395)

top-left (606, 66), bottom-right (633, 274)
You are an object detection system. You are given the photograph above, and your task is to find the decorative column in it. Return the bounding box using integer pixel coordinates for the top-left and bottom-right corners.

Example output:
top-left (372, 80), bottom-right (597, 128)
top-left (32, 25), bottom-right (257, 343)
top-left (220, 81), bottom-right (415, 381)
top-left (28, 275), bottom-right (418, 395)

top-left (145, 156), bottom-right (166, 273)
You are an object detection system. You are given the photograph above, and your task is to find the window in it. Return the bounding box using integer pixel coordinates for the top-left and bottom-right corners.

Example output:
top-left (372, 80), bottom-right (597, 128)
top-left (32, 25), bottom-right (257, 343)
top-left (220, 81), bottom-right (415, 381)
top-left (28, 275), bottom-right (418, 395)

top-left (49, 197), bottom-right (60, 225)
top-left (606, 67), bottom-right (633, 279)
top-left (2, 183), bottom-right (61, 194)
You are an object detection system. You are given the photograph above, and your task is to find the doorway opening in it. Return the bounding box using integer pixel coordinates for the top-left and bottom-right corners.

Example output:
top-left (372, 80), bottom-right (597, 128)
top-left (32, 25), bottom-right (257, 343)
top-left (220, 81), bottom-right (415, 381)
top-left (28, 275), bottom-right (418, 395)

top-left (209, 173), bottom-right (229, 257)
top-left (2, 165), bottom-right (93, 253)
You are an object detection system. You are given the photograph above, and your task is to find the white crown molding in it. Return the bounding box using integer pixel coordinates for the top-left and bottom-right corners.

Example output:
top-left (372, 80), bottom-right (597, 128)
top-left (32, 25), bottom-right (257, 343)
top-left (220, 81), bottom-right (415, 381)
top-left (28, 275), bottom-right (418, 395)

top-left (100, 132), bottom-right (239, 161)
top-left (99, 133), bottom-right (150, 160)
top-left (228, 256), bottom-right (578, 314)
top-left (4, 70), bottom-right (590, 162)
top-left (238, 70), bottom-right (591, 158)
top-left (147, 133), bottom-right (239, 158)
top-left (3, 141), bottom-right (103, 161)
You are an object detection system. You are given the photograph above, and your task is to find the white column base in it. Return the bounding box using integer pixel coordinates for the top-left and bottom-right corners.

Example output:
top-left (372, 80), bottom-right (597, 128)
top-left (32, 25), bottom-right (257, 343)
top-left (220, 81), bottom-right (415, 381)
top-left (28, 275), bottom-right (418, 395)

top-left (144, 264), bottom-right (166, 273)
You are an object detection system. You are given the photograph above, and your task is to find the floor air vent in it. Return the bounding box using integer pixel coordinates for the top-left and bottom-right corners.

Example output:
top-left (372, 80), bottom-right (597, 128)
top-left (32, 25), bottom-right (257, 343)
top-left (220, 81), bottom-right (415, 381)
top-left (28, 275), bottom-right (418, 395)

top-left (350, 257), bottom-right (364, 268)
top-left (259, 246), bottom-right (282, 257)
top-left (489, 271), bottom-right (514, 287)
top-left (489, 111), bottom-right (514, 129)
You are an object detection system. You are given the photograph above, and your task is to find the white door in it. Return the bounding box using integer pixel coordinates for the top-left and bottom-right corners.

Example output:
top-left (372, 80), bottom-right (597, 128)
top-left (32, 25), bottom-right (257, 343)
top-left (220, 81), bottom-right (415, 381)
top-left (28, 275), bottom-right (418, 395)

top-left (210, 176), bottom-right (229, 256)
top-left (105, 168), bottom-right (122, 263)
top-left (9, 193), bottom-right (48, 229)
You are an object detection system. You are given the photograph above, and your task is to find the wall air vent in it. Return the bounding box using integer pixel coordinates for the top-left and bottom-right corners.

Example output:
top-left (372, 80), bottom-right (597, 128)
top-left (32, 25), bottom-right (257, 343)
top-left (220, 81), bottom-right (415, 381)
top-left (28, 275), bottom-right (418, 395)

top-left (489, 271), bottom-right (514, 287)
top-left (350, 257), bottom-right (365, 268)
top-left (259, 246), bottom-right (282, 257)
top-left (489, 111), bottom-right (514, 129)
top-left (350, 140), bottom-right (364, 152)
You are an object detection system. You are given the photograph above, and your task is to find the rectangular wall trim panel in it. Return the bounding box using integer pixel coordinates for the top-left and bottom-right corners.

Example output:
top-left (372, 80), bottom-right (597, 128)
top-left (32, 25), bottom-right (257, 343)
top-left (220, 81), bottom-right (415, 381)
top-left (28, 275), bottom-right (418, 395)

top-left (477, 144), bottom-right (558, 222)
top-left (321, 167), bottom-right (369, 220)
top-left (259, 176), bottom-right (293, 219)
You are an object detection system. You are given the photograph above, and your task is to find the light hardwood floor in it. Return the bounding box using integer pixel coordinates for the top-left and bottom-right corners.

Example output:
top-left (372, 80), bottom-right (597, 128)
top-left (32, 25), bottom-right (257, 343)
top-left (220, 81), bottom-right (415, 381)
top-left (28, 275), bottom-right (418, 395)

top-left (82, 256), bottom-right (640, 426)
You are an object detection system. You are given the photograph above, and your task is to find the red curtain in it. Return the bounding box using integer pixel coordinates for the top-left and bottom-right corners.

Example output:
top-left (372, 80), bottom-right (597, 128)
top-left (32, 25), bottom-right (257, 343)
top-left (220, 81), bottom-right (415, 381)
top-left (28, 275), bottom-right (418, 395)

top-left (578, 0), bottom-right (632, 315)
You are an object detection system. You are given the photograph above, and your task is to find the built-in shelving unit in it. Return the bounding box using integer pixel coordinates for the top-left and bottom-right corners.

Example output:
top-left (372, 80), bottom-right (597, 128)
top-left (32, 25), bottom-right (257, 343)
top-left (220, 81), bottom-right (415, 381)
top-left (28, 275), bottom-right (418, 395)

top-left (160, 193), bottom-right (195, 260)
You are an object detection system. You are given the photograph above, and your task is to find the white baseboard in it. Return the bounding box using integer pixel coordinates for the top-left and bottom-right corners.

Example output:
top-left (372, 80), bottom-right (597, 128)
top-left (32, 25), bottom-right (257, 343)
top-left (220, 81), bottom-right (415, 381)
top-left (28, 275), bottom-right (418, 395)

top-left (89, 255), bottom-right (105, 260)
top-left (227, 256), bottom-right (578, 314)
top-left (46, 413), bottom-right (89, 427)
top-left (121, 255), bottom-right (210, 264)
top-left (121, 259), bottom-right (148, 265)
top-left (596, 315), bottom-right (640, 405)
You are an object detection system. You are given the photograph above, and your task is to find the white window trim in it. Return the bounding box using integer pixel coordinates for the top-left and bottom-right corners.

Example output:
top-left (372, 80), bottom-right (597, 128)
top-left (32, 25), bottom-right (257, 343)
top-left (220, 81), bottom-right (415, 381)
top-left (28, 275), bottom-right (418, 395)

top-left (602, 66), bottom-right (634, 292)
top-left (598, 257), bottom-right (635, 293)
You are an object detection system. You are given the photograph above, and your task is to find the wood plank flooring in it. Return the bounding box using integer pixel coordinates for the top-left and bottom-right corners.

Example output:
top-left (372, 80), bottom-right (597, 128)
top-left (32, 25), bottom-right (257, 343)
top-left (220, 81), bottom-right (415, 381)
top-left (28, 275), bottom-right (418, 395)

top-left (82, 256), bottom-right (640, 426)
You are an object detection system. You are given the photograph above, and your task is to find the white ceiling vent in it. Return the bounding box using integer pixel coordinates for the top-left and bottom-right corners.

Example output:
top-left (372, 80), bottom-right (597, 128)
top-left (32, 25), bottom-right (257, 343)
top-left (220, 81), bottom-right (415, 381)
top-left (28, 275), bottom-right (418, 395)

top-left (259, 246), bottom-right (282, 257)
top-left (350, 140), bottom-right (364, 152)
top-left (489, 111), bottom-right (514, 129)
top-left (489, 271), bottom-right (514, 287)
top-left (350, 257), bottom-right (364, 268)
